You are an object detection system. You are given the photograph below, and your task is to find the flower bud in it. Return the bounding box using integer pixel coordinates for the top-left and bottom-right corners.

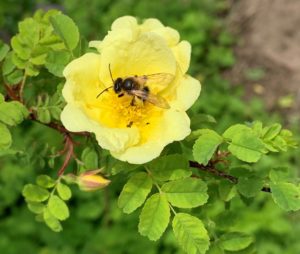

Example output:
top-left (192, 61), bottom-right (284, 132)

top-left (66, 169), bottom-right (110, 191)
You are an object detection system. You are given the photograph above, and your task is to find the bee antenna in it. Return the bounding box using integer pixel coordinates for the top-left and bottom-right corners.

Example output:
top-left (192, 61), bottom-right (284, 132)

top-left (96, 86), bottom-right (113, 98)
top-left (108, 63), bottom-right (114, 83)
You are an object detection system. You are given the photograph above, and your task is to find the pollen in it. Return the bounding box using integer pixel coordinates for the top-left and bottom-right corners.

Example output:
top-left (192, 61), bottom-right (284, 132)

top-left (88, 92), bottom-right (161, 129)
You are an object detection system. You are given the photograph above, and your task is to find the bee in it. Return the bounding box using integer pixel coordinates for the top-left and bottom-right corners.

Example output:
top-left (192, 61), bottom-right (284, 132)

top-left (96, 65), bottom-right (174, 109)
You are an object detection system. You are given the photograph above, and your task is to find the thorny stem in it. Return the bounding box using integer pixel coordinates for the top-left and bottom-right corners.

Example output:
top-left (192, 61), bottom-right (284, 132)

top-left (189, 161), bottom-right (271, 193)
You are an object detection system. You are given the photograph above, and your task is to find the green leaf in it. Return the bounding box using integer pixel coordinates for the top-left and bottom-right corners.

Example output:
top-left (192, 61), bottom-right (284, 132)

top-left (37, 107), bottom-right (51, 124)
top-left (223, 124), bottom-right (252, 139)
top-left (43, 207), bottom-right (63, 232)
top-left (270, 182), bottom-right (300, 211)
top-left (0, 101), bottom-right (29, 126)
top-left (81, 147), bottom-right (98, 170)
top-left (45, 50), bottom-right (71, 77)
top-left (148, 154), bottom-right (191, 181)
top-left (50, 14), bottom-right (79, 51)
top-left (237, 177), bottom-right (264, 198)
top-left (138, 193), bottom-right (170, 241)
top-left (219, 232), bottom-right (253, 251)
top-left (36, 175), bottom-right (56, 188)
top-left (218, 180), bottom-right (236, 201)
top-left (118, 172), bottom-right (152, 214)
top-left (262, 124), bottom-right (281, 141)
top-left (0, 123), bottom-right (12, 151)
top-left (27, 202), bottom-right (45, 214)
top-left (227, 132), bottom-right (265, 163)
top-left (172, 213), bottom-right (210, 254)
top-left (161, 178), bottom-right (208, 208)
top-left (48, 195), bottom-right (70, 220)
top-left (22, 184), bottom-right (49, 202)
top-left (57, 182), bottom-right (72, 201)
top-left (0, 41), bottom-right (9, 61)
top-left (269, 168), bottom-right (292, 183)
top-left (193, 129), bottom-right (223, 165)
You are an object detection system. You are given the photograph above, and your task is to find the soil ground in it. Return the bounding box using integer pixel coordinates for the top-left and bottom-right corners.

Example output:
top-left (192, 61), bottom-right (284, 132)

top-left (225, 0), bottom-right (300, 120)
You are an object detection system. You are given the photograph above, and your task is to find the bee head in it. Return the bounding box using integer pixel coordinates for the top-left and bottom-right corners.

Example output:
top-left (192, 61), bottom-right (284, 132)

top-left (114, 78), bottom-right (123, 93)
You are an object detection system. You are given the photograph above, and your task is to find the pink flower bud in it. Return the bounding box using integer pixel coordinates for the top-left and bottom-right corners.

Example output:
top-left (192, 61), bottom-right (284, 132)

top-left (66, 169), bottom-right (110, 191)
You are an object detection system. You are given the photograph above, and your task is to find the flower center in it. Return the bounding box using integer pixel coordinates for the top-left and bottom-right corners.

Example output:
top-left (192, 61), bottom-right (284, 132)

top-left (85, 91), bottom-right (162, 129)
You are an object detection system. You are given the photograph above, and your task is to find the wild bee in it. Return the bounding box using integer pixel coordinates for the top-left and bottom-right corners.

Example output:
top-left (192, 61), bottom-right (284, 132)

top-left (96, 65), bottom-right (174, 109)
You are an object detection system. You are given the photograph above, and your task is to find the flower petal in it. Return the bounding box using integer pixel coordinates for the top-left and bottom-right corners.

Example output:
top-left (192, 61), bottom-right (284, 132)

top-left (141, 18), bottom-right (180, 46)
top-left (170, 75), bottom-right (201, 111)
top-left (61, 104), bottom-right (140, 152)
top-left (62, 53), bottom-right (102, 103)
top-left (99, 33), bottom-right (177, 92)
top-left (111, 109), bottom-right (190, 164)
top-left (171, 40), bottom-right (191, 74)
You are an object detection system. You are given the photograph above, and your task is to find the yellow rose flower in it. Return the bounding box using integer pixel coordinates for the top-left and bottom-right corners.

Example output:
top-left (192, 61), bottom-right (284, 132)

top-left (61, 16), bottom-right (201, 164)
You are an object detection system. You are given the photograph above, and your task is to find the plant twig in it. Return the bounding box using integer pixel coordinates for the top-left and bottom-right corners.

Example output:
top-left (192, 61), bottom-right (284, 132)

top-left (189, 161), bottom-right (271, 193)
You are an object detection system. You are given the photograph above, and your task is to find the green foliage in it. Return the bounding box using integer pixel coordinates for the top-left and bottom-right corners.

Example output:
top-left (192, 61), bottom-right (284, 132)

top-left (219, 232), bottom-right (253, 251)
top-left (172, 213), bottom-right (210, 254)
top-left (138, 193), bottom-right (170, 241)
top-left (0, 2), bottom-right (299, 254)
top-left (161, 178), bottom-right (208, 208)
top-left (193, 129), bottom-right (223, 165)
top-left (118, 172), bottom-right (152, 214)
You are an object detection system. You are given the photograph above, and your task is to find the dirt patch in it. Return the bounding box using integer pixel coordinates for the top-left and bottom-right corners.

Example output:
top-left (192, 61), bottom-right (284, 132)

top-left (225, 0), bottom-right (300, 118)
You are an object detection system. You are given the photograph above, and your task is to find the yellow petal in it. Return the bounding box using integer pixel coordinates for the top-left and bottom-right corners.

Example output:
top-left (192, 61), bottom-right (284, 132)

top-left (99, 33), bottom-right (177, 92)
top-left (62, 53), bottom-right (102, 103)
top-left (170, 75), bottom-right (201, 111)
top-left (111, 16), bottom-right (138, 32)
top-left (61, 104), bottom-right (140, 152)
top-left (111, 109), bottom-right (190, 164)
top-left (171, 40), bottom-right (191, 74)
top-left (141, 18), bottom-right (180, 46)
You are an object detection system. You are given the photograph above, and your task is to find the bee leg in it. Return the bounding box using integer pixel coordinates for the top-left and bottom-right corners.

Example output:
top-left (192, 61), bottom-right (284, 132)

top-left (130, 97), bottom-right (136, 106)
top-left (118, 93), bottom-right (124, 98)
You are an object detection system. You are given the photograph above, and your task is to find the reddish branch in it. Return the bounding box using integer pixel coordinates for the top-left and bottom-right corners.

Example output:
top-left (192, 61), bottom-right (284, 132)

top-left (189, 161), bottom-right (271, 193)
top-left (57, 134), bottom-right (74, 176)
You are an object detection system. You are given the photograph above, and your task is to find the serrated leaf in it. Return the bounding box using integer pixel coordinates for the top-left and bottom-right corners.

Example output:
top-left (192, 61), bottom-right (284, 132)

top-left (2, 52), bottom-right (16, 75)
top-left (228, 132), bottom-right (265, 163)
top-left (223, 124), bottom-right (252, 140)
top-left (43, 207), bottom-right (63, 232)
top-left (138, 193), bottom-right (170, 241)
top-left (0, 41), bottom-right (9, 61)
top-left (57, 182), bottom-right (72, 201)
top-left (81, 147), bottom-right (98, 169)
top-left (270, 182), bottom-right (300, 211)
top-left (262, 124), bottom-right (281, 140)
top-left (219, 232), bottom-right (253, 251)
top-left (172, 213), bottom-right (210, 254)
top-left (162, 178), bottom-right (208, 208)
top-left (27, 202), bottom-right (45, 214)
top-left (0, 101), bottom-right (29, 126)
top-left (50, 14), bottom-right (79, 51)
top-left (148, 154), bottom-right (191, 181)
top-left (45, 50), bottom-right (71, 77)
top-left (22, 184), bottom-right (49, 202)
top-left (193, 129), bottom-right (223, 165)
top-left (48, 195), bottom-right (69, 220)
top-left (36, 175), bottom-right (56, 188)
top-left (0, 123), bottom-right (12, 151)
top-left (237, 177), bottom-right (264, 198)
top-left (118, 172), bottom-right (152, 214)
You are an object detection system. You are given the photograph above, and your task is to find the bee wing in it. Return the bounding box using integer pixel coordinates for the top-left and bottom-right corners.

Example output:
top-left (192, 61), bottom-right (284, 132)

top-left (132, 73), bottom-right (175, 88)
top-left (130, 90), bottom-right (170, 109)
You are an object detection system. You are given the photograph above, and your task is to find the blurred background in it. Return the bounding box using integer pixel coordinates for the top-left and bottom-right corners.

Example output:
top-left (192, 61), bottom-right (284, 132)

top-left (0, 0), bottom-right (299, 253)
